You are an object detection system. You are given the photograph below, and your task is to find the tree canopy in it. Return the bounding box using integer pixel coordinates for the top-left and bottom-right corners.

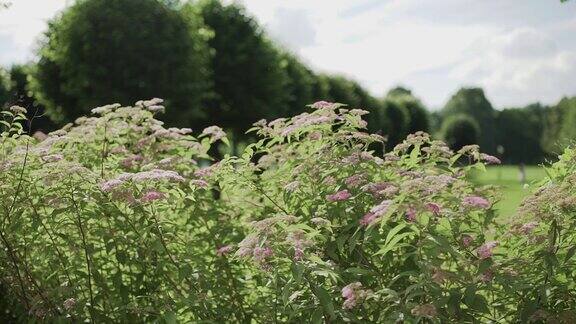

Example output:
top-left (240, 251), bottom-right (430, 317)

top-left (30, 0), bottom-right (212, 126)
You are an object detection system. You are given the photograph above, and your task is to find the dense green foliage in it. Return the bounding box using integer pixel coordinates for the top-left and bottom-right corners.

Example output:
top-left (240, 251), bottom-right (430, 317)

top-left (440, 114), bottom-right (480, 151)
top-left (0, 68), bottom-right (10, 107)
top-left (193, 0), bottom-right (289, 138)
top-left (2, 99), bottom-right (575, 322)
top-left (496, 104), bottom-right (547, 164)
top-left (442, 88), bottom-right (497, 154)
top-left (30, 0), bottom-right (212, 126)
top-left (542, 97), bottom-right (576, 155)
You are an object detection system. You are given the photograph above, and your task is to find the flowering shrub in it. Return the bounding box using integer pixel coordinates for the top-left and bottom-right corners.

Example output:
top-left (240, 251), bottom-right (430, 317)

top-left (0, 100), bottom-right (574, 322)
top-left (502, 147), bottom-right (576, 322)
top-left (0, 101), bottom-right (247, 322)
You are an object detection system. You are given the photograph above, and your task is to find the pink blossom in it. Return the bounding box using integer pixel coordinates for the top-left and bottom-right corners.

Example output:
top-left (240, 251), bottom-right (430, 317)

top-left (140, 191), bottom-right (165, 203)
top-left (191, 179), bottom-right (209, 188)
top-left (341, 282), bottom-right (371, 309)
top-left (519, 222), bottom-right (538, 234)
top-left (425, 202), bottom-right (442, 216)
top-left (202, 126), bottom-right (226, 141)
top-left (253, 246), bottom-right (273, 263)
top-left (345, 174), bottom-right (365, 188)
top-left (311, 101), bottom-right (334, 109)
top-left (480, 153), bottom-right (501, 165)
top-left (100, 179), bottom-right (124, 192)
top-left (132, 169), bottom-right (185, 182)
top-left (462, 235), bottom-right (474, 247)
top-left (405, 207), bottom-right (417, 222)
top-left (480, 269), bottom-right (494, 283)
top-left (462, 196), bottom-right (491, 209)
top-left (216, 245), bottom-right (233, 257)
top-left (477, 241), bottom-right (498, 259)
top-left (326, 189), bottom-right (351, 202)
top-left (360, 200), bottom-right (392, 226)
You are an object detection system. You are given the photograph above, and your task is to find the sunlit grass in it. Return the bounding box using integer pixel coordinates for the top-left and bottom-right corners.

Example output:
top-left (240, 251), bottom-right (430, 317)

top-left (471, 165), bottom-right (547, 219)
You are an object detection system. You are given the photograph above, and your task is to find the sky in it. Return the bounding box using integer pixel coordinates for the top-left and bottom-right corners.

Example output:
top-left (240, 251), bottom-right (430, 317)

top-left (1, 0), bottom-right (575, 109)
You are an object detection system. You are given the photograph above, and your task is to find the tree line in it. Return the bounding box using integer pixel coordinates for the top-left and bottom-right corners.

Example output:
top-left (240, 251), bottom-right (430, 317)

top-left (0, 0), bottom-right (574, 164)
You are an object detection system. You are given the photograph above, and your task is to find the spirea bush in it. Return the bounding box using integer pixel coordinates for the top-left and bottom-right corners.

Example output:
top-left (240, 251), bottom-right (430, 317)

top-left (0, 100), bottom-right (574, 322)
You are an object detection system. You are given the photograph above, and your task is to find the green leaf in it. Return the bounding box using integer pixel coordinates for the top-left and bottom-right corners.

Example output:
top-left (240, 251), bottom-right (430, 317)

top-left (163, 311), bottom-right (177, 324)
top-left (311, 285), bottom-right (335, 319)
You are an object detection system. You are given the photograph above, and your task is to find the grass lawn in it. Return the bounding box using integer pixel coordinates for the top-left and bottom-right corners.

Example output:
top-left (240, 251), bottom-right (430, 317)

top-left (470, 165), bottom-right (547, 220)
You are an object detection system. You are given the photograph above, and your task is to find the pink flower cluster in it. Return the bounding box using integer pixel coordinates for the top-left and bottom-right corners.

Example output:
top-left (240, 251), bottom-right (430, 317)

top-left (216, 245), bottom-right (233, 257)
top-left (411, 304), bottom-right (437, 318)
top-left (425, 202), bottom-right (442, 216)
top-left (341, 282), bottom-right (371, 309)
top-left (310, 101), bottom-right (335, 109)
top-left (140, 191), bottom-right (165, 203)
top-left (360, 200), bottom-right (392, 226)
top-left (480, 153), bottom-right (501, 165)
top-left (326, 189), bottom-right (351, 202)
top-left (477, 241), bottom-right (498, 259)
top-left (202, 126), bottom-right (226, 142)
top-left (462, 196), bottom-right (491, 209)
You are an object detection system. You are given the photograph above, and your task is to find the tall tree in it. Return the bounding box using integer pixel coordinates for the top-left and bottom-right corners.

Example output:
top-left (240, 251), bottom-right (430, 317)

top-left (496, 104), bottom-right (546, 164)
top-left (441, 114), bottom-right (481, 151)
top-left (192, 0), bottom-right (289, 138)
top-left (0, 68), bottom-right (10, 108)
top-left (386, 86), bottom-right (430, 134)
top-left (442, 87), bottom-right (497, 154)
top-left (280, 52), bottom-right (315, 116)
top-left (30, 0), bottom-right (212, 126)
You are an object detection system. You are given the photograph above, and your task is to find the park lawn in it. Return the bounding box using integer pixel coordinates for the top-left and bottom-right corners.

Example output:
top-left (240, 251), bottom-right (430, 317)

top-left (471, 165), bottom-right (547, 220)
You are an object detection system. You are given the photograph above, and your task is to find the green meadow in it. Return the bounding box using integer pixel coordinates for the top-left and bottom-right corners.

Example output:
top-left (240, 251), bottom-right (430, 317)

top-left (471, 165), bottom-right (547, 219)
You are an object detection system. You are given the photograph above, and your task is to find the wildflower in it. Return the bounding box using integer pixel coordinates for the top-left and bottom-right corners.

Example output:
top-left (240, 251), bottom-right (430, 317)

top-left (9, 105), bottom-right (27, 114)
top-left (345, 174), bottom-right (365, 188)
top-left (147, 105), bottom-right (165, 113)
top-left (519, 221), bottom-right (538, 234)
top-left (360, 200), bottom-right (392, 226)
top-left (202, 126), bottom-right (226, 142)
top-left (326, 189), bottom-right (351, 202)
top-left (252, 246), bottom-right (273, 263)
top-left (479, 269), bottom-right (494, 283)
top-left (425, 202), bottom-right (442, 216)
top-left (132, 169), bottom-right (185, 182)
top-left (41, 154), bottom-right (63, 163)
top-left (461, 235), bottom-right (474, 247)
top-left (236, 235), bottom-right (259, 258)
top-left (362, 182), bottom-right (392, 198)
top-left (63, 298), bottom-right (76, 311)
top-left (311, 217), bottom-right (331, 227)
top-left (480, 153), bottom-right (501, 165)
top-left (140, 191), bottom-right (165, 203)
top-left (284, 181), bottom-right (300, 192)
top-left (405, 207), bottom-right (417, 222)
top-left (411, 304), bottom-right (437, 318)
top-left (91, 103), bottom-right (120, 115)
top-left (286, 230), bottom-right (312, 261)
top-left (191, 179), bottom-right (209, 188)
top-left (477, 241), bottom-right (498, 259)
top-left (310, 101), bottom-right (334, 109)
top-left (341, 282), bottom-right (371, 309)
top-left (100, 179), bottom-right (124, 192)
top-left (216, 245), bottom-right (233, 257)
top-left (462, 196), bottom-right (491, 209)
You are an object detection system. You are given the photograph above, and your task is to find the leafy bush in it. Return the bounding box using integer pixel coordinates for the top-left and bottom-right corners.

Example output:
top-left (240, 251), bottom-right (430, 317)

top-left (441, 114), bottom-right (481, 151)
top-left (0, 100), bottom-right (573, 322)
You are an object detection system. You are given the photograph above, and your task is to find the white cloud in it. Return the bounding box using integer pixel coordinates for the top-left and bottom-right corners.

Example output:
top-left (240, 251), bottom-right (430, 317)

top-left (447, 27), bottom-right (576, 107)
top-left (268, 7), bottom-right (316, 51)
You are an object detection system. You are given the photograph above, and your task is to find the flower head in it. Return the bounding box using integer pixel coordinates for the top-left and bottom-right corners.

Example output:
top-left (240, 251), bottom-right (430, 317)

top-left (341, 282), bottom-right (371, 309)
top-left (140, 191), bottom-right (165, 203)
top-left (462, 196), bottom-right (491, 209)
top-left (216, 245), bottom-right (233, 257)
top-left (326, 189), bottom-right (351, 202)
top-left (477, 241), bottom-right (498, 259)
